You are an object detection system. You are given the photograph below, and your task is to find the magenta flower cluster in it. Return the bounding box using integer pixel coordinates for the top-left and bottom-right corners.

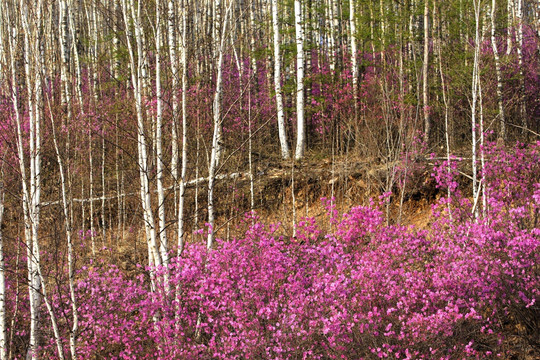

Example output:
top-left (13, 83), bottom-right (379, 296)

top-left (6, 142), bottom-right (540, 359)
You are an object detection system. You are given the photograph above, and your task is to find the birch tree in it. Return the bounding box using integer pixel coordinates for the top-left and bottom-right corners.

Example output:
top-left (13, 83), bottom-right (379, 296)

top-left (177, 0), bottom-right (189, 255)
top-left (155, 0), bottom-right (169, 267)
top-left (122, 0), bottom-right (162, 274)
top-left (422, 0), bottom-right (430, 144)
top-left (0, 160), bottom-right (6, 360)
top-left (471, 0), bottom-right (481, 220)
top-left (294, 0), bottom-right (306, 160)
top-left (12, 2), bottom-right (46, 357)
top-left (350, 0), bottom-right (358, 133)
top-left (272, 0), bottom-right (291, 160)
top-left (516, 0), bottom-right (527, 133)
top-left (207, 0), bottom-right (232, 249)
top-left (490, 0), bottom-right (505, 141)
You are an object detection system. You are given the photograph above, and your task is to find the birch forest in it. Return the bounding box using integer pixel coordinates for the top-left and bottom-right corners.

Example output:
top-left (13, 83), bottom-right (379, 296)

top-left (0, 0), bottom-right (539, 358)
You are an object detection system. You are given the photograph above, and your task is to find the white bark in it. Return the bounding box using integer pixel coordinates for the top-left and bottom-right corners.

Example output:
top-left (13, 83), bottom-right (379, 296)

top-left (207, 1), bottom-right (232, 249)
top-left (155, 0), bottom-right (169, 266)
top-left (294, 0), bottom-right (306, 160)
top-left (516, 0), bottom-right (526, 132)
top-left (328, 0), bottom-right (336, 71)
top-left (168, 0), bottom-right (179, 221)
top-left (422, 0), bottom-right (430, 144)
top-left (271, 0), bottom-right (291, 160)
top-left (507, 0), bottom-right (514, 55)
top-left (0, 166), bottom-right (6, 360)
top-left (48, 97), bottom-right (79, 360)
top-left (178, 0), bottom-right (188, 255)
top-left (350, 0), bottom-right (358, 129)
top-left (17, 2), bottom-right (44, 357)
top-left (490, 0), bottom-right (505, 140)
top-left (122, 0), bottom-right (161, 270)
top-left (472, 0), bottom-right (481, 220)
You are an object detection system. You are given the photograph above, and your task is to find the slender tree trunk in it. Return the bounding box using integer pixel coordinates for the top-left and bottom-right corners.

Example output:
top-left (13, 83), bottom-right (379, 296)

top-left (491, 0), bottom-right (506, 141)
top-left (472, 0), bottom-right (481, 220)
top-left (294, 0), bottom-right (306, 160)
top-left (422, 0), bottom-right (430, 144)
top-left (178, 0), bottom-right (188, 255)
top-left (17, 3), bottom-right (45, 356)
top-left (168, 0), bottom-right (179, 224)
top-left (155, 0), bottom-right (169, 267)
top-left (516, 0), bottom-right (526, 133)
top-left (207, 1), bottom-right (231, 249)
top-left (0, 166), bottom-right (6, 360)
top-left (507, 0), bottom-right (514, 55)
top-left (122, 0), bottom-right (161, 272)
top-left (435, 2), bottom-right (452, 220)
top-left (350, 0), bottom-right (358, 141)
top-left (271, 0), bottom-right (290, 159)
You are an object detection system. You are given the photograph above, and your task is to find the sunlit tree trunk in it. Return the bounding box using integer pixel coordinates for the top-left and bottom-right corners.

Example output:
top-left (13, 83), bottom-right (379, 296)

top-left (422, 0), bottom-right (430, 144)
top-left (516, 0), bottom-right (526, 133)
top-left (0, 165), bottom-right (6, 360)
top-left (122, 0), bottom-right (161, 272)
top-left (490, 0), bottom-right (505, 141)
top-left (168, 0), bottom-right (179, 219)
top-left (155, 0), bottom-right (169, 266)
top-left (350, 0), bottom-right (358, 139)
top-left (272, 0), bottom-right (290, 159)
top-left (471, 0), bottom-right (481, 220)
top-left (207, 1), bottom-right (231, 249)
top-left (294, 0), bottom-right (306, 160)
top-left (507, 0), bottom-right (514, 55)
top-left (178, 0), bottom-right (188, 255)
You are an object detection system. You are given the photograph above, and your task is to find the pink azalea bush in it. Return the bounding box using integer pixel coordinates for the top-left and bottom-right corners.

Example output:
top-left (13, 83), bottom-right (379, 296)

top-left (5, 142), bottom-right (539, 359)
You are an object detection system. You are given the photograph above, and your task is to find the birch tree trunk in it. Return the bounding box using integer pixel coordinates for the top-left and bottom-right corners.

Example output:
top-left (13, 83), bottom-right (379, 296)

top-left (0, 165), bottom-right (5, 360)
top-left (471, 0), bottom-right (481, 220)
top-left (17, 2), bottom-right (45, 356)
top-left (516, 0), bottom-right (527, 133)
top-left (48, 93), bottom-right (79, 360)
top-left (507, 0), bottom-right (514, 55)
top-left (178, 0), bottom-right (189, 255)
top-left (207, 1), bottom-right (231, 249)
top-left (422, 0), bottom-right (430, 144)
top-left (272, 0), bottom-right (291, 160)
top-left (122, 0), bottom-right (162, 271)
top-left (350, 0), bottom-right (358, 138)
top-left (490, 0), bottom-right (506, 141)
top-left (168, 0), bottom-right (179, 223)
top-left (294, 0), bottom-right (306, 160)
top-left (155, 0), bottom-right (169, 267)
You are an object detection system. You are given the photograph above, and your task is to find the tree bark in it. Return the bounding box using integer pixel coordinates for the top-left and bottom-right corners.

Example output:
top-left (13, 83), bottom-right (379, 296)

top-left (272, 0), bottom-right (291, 159)
top-left (490, 0), bottom-right (506, 141)
top-left (422, 0), bottom-right (430, 144)
top-left (294, 0), bottom-right (306, 160)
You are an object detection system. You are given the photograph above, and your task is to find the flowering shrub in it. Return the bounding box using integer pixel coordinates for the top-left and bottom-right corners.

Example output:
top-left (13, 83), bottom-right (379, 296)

top-left (3, 142), bottom-right (539, 359)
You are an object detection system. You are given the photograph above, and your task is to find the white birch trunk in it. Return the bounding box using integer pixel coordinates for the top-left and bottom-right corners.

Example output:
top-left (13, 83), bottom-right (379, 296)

top-left (350, 0), bottom-right (358, 131)
top-left (0, 168), bottom-right (6, 360)
top-left (516, 0), bottom-right (526, 132)
top-left (48, 99), bottom-right (79, 360)
top-left (168, 0), bottom-right (179, 221)
top-left (472, 0), bottom-right (481, 220)
top-left (422, 0), bottom-right (430, 144)
top-left (507, 0), bottom-right (514, 55)
top-left (19, 3), bottom-right (44, 356)
top-left (155, 0), bottom-right (169, 266)
top-left (178, 0), bottom-right (188, 255)
top-left (271, 0), bottom-right (290, 160)
top-left (490, 0), bottom-right (506, 140)
top-left (122, 0), bottom-right (161, 270)
top-left (294, 0), bottom-right (306, 160)
top-left (207, 2), bottom-right (231, 249)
